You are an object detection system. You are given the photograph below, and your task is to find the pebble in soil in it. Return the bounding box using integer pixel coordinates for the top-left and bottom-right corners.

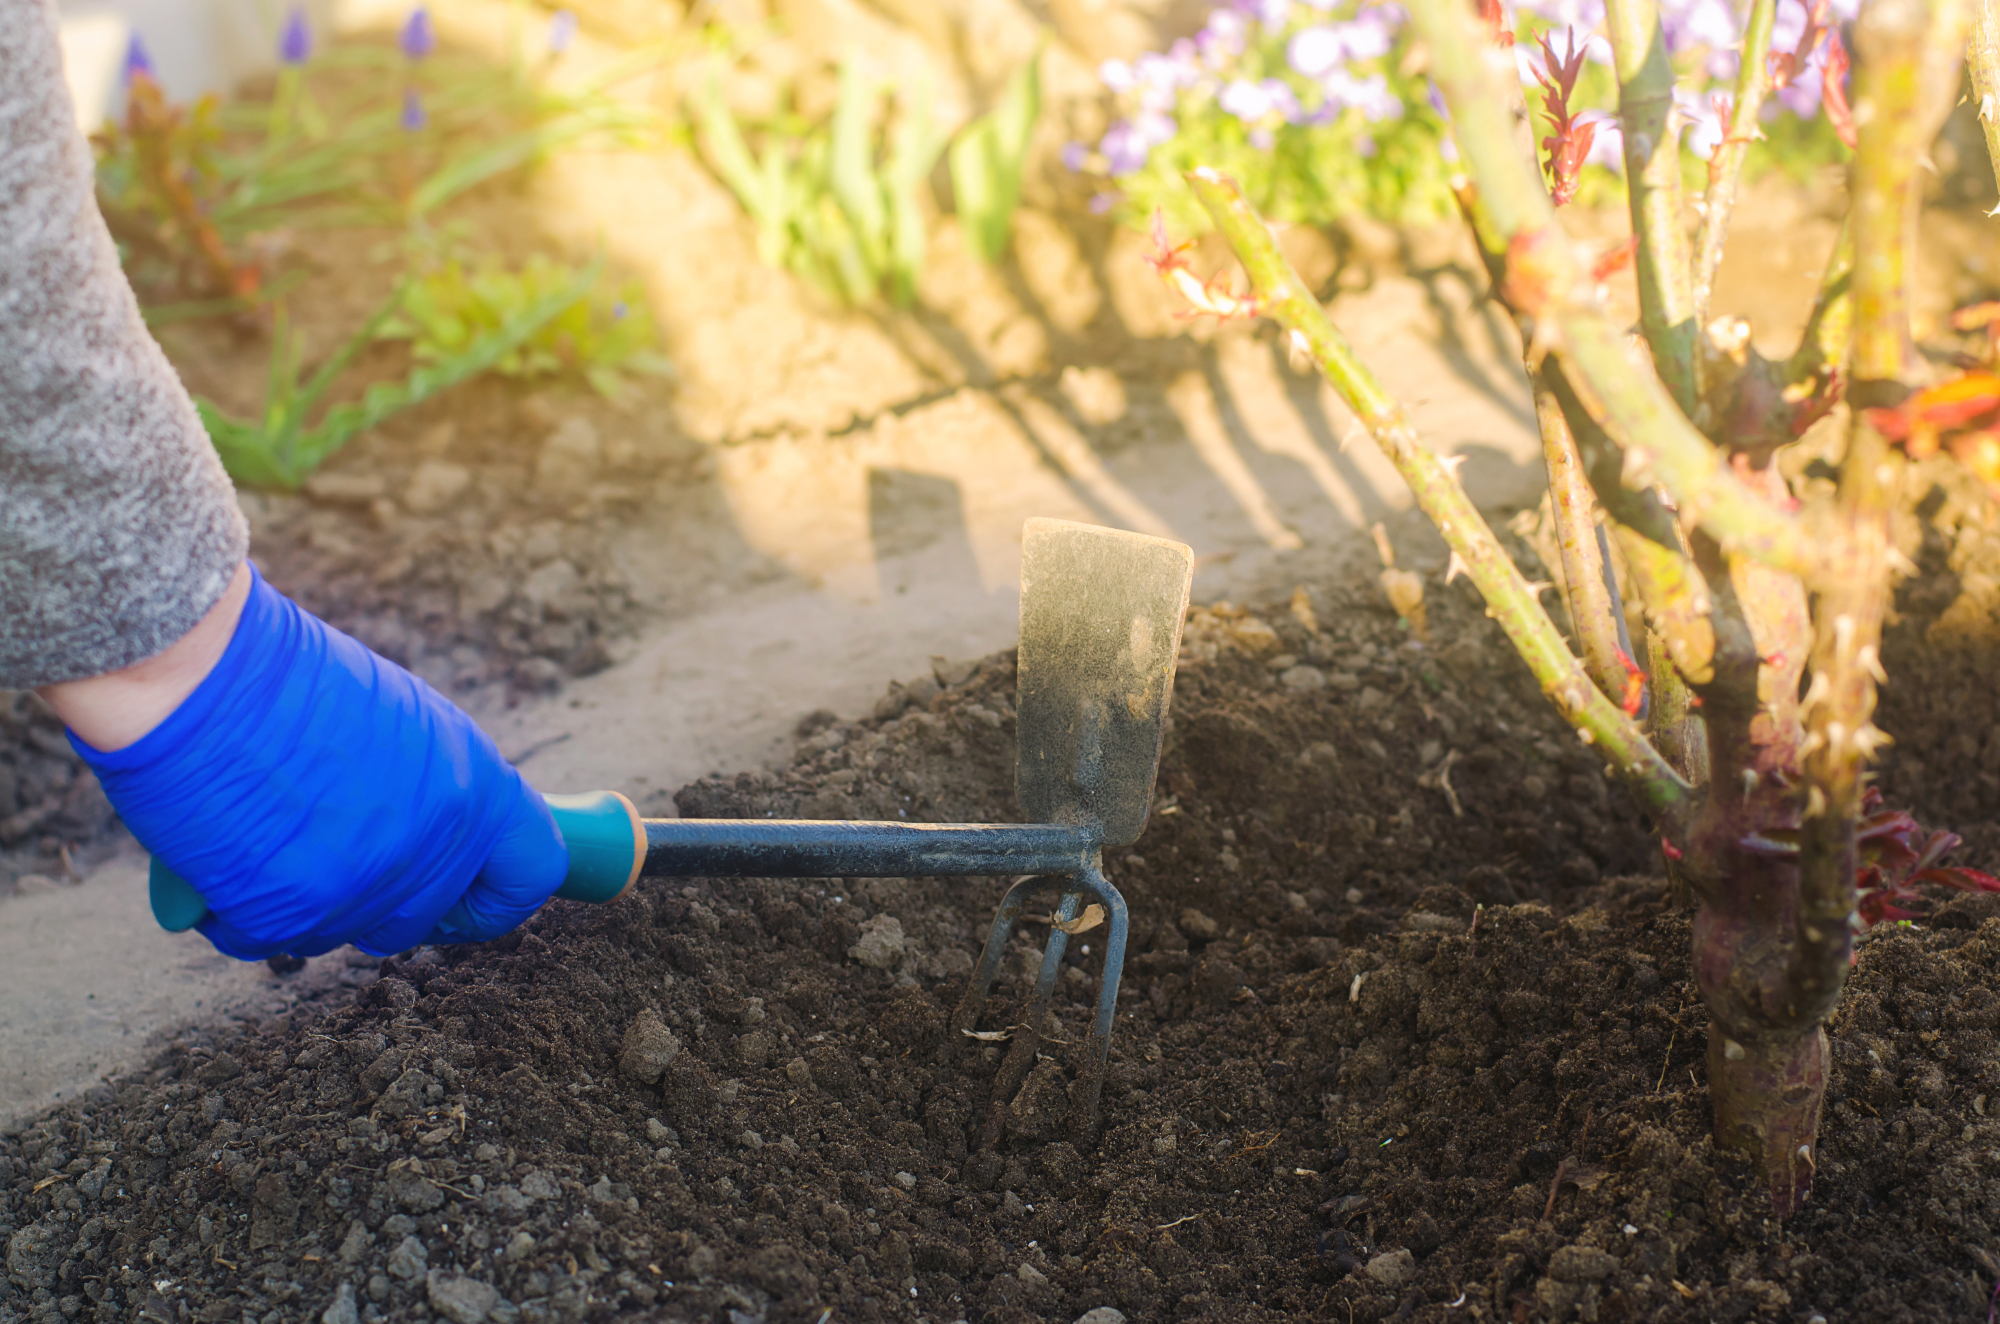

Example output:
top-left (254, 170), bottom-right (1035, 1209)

top-left (4, 512), bottom-right (2000, 1324)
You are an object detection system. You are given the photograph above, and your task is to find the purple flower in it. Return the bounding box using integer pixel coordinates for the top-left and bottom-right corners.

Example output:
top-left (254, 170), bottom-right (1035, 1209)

top-left (1130, 55), bottom-right (1187, 115)
top-left (1099, 112), bottom-right (1176, 175)
top-left (1240, 0), bottom-right (1291, 26)
top-left (548, 8), bottom-right (577, 54)
top-left (1290, 18), bottom-right (1395, 77)
top-left (1659, 0), bottom-right (1736, 54)
top-left (1321, 69), bottom-right (1401, 121)
top-left (399, 7), bottom-right (435, 61)
top-left (278, 8), bottom-right (312, 64)
top-left (1288, 26), bottom-right (1346, 78)
top-left (1673, 84), bottom-right (1723, 157)
top-left (1219, 78), bottom-right (1274, 121)
top-left (1060, 140), bottom-right (1089, 171)
top-left (1199, 9), bottom-right (1248, 61)
top-left (611, 301), bottom-right (629, 320)
top-left (1248, 125), bottom-right (1275, 150)
top-left (400, 85), bottom-right (428, 131)
top-left (1775, 58), bottom-right (1823, 117)
top-left (123, 32), bottom-right (154, 83)
top-left (1354, 132), bottom-right (1377, 156)
top-left (1089, 191), bottom-right (1120, 215)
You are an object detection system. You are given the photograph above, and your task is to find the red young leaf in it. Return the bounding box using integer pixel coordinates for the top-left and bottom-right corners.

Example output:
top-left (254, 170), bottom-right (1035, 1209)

top-left (1591, 235), bottom-right (1640, 282)
top-left (1478, 0), bottom-right (1515, 47)
top-left (1533, 30), bottom-right (1595, 206)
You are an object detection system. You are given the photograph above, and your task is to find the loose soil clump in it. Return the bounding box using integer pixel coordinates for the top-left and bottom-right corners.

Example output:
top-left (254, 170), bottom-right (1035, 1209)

top-left (5, 496), bottom-right (2000, 1324)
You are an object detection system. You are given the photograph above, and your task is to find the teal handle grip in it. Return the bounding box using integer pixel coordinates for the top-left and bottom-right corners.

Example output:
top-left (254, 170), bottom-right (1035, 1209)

top-left (146, 790), bottom-right (645, 934)
top-left (544, 791), bottom-right (645, 903)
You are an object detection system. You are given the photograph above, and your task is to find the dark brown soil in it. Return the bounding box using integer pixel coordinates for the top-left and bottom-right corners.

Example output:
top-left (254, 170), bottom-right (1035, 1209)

top-left (7, 475), bottom-right (2000, 1324)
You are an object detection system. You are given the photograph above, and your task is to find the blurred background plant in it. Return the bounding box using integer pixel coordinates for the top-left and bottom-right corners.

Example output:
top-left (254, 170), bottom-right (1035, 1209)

top-left (89, 6), bottom-right (675, 487)
top-left (692, 55), bottom-right (949, 306)
top-left (693, 44), bottom-right (1046, 305)
top-left (198, 262), bottom-right (597, 490)
top-left (380, 254), bottom-right (670, 398)
top-left (93, 8), bottom-right (661, 318)
top-left (949, 44), bottom-right (1044, 265)
top-left (1066, 0), bottom-right (1860, 234)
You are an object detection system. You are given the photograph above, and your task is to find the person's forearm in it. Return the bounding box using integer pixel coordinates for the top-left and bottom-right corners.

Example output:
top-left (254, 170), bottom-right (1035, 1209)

top-left (39, 561), bottom-right (251, 751)
top-left (0, 0), bottom-right (248, 690)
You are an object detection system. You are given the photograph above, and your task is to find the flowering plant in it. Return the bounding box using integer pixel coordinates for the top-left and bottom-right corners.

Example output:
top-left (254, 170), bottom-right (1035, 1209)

top-left (1154, 0), bottom-right (1995, 1223)
top-left (1069, 0), bottom-right (1859, 233)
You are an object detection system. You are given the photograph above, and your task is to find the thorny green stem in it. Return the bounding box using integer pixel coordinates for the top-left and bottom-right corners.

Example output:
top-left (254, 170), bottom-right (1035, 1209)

top-left (1605, 0), bottom-right (1699, 414)
top-left (1971, 0), bottom-right (2000, 196)
top-left (1536, 379), bottom-right (1631, 707)
top-left (1692, 0), bottom-right (1779, 331)
top-left (1456, 179), bottom-right (1716, 761)
top-left (1784, 217), bottom-right (1854, 392)
top-left (1644, 622), bottom-right (1709, 782)
top-left (1407, 0), bottom-right (1820, 583)
top-left (1186, 168), bottom-right (1695, 829)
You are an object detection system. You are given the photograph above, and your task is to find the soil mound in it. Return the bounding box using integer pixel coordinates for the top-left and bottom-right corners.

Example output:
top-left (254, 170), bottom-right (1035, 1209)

top-left (4, 519), bottom-right (1999, 1324)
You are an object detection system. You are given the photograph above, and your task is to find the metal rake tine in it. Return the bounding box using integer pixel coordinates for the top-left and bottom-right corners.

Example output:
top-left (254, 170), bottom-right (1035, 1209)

top-left (1067, 860), bottom-right (1128, 1146)
top-left (949, 873), bottom-right (1061, 1060)
top-left (989, 885), bottom-right (1083, 1103)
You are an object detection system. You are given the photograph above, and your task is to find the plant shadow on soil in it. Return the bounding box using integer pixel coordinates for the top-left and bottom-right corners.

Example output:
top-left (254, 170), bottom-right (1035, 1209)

top-left (6, 461), bottom-right (2000, 1324)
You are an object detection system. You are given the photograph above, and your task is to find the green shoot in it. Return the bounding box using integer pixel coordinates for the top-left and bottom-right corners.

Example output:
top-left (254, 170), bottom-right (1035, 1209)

top-left (948, 46), bottom-right (1043, 265)
top-left (200, 262), bottom-right (598, 490)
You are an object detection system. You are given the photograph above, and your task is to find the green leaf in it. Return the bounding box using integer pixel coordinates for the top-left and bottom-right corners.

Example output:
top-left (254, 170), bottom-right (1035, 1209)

top-left (408, 105), bottom-right (651, 219)
top-left (694, 68), bottom-right (779, 225)
top-left (829, 57), bottom-right (889, 274)
top-left (886, 70), bottom-right (947, 305)
top-left (948, 45), bottom-right (1040, 264)
top-left (198, 265), bottom-right (600, 489)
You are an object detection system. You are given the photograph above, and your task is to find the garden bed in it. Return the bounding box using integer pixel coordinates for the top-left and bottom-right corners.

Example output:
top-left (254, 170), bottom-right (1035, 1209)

top-left (5, 468), bottom-right (1999, 1324)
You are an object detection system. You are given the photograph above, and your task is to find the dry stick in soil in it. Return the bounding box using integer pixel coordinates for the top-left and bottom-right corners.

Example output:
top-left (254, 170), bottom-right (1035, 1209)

top-left (1182, 0), bottom-right (1980, 1215)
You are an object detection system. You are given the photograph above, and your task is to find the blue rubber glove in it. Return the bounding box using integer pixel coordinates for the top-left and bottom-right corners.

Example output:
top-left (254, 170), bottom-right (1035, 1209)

top-left (69, 563), bottom-right (567, 959)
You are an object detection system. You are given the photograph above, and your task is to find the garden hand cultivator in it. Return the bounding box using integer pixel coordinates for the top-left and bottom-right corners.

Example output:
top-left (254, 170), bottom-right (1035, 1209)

top-left (151, 517), bottom-right (1194, 1141)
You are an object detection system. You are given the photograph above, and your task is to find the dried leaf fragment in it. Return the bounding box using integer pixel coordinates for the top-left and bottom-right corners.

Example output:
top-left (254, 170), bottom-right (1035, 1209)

top-left (1053, 904), bottom-right (1107, 936)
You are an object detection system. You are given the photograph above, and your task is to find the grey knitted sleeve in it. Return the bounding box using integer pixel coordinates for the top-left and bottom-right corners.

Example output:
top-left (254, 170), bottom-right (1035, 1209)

top-left (0, 0), bottom-right (248, 689)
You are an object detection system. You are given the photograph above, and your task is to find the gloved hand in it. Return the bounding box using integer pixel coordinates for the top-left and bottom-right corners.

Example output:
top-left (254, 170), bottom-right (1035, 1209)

top-left (69, 563), bottom-right (567, 959)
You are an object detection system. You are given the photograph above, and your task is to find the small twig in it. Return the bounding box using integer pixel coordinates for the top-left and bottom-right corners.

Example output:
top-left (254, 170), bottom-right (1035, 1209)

top-left (1436, 749), bottom-right (1464, 818)
top-left (1237, 1130), bottom-right (1281, 1156)
top-left (1654, 1029), bottom-right (1677, 1094)
top-left (1155, 1213), bottom-right (1201, 1230)
top-left (1542, 1158), bottom-right (1568, 1221)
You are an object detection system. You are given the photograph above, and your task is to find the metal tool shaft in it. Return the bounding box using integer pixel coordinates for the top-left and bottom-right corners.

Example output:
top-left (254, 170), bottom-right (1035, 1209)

top-left (641, 819), bottom-right (1099, 879)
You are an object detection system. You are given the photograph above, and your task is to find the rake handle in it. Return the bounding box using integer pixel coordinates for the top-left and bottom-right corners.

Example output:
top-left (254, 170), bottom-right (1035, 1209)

top-left (148, 792), bottom-right (1101, 933)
